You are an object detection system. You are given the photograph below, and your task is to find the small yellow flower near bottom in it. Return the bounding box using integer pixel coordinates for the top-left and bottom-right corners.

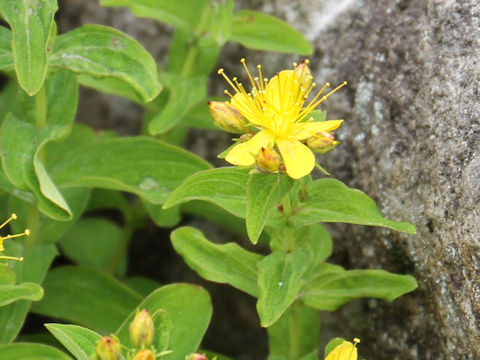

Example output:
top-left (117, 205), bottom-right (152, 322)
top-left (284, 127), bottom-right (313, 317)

top-left (0, 213), bottom-right (29, 262)
top-left (325, 338), bottom-right (361, 360)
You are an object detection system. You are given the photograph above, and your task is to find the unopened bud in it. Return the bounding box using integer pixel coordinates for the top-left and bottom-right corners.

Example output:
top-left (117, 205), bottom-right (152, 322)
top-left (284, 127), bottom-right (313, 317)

top-left (208, 101), bottom-right (249, 133)
top-left (306, 132), bottom-right (339, 154)
top-left (129, 309), bottom-right (154, 349)
top-left (186, 354), bottom-right (208, 360)
top-left (133, 349), bottom-right (155, 360)
top-left (255, 147), bottom-right (281, 173)
top-left (95, 335), bottom-right (121, 360)
top-left (294, 60), bottom-right (312, 88)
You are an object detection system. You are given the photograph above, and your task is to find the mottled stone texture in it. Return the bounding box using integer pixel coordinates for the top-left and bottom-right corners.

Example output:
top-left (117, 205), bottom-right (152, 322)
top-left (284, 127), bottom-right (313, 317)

top-left (243, 0), bottom-right (480, 359)
top-left (59, 0), bottom-right (479, 358)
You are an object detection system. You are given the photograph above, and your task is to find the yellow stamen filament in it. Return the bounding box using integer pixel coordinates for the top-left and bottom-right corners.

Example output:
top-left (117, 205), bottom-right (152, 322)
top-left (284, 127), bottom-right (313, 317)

top-left (0, 214), bottom-right (29, 262)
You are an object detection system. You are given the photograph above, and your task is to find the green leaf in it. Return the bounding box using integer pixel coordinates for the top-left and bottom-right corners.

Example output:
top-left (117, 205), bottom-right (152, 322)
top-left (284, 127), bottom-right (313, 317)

top-left (45, 324), bottom-right (102, 360)
top-left (101, 0), bottom-right (208, 32)
top-left (147, 73), bottom-right (206, 135)
top-left (76, 74), bottom-right (145, 104)
top-left (59, 218), bottom-right (126, 275)
top-left (122, 276), bottom-right (162, 297)
top-left (115, 284), bottom-right (212, 360)
top-left (49, 24), bottom-right (162, 103)
top-left (246, 174), bottom-right (294, 244)
top-left (0, 0), bottom-right (58, 94)
top-left (0, 343), bottom-right (71, 360)
top-left (0, 114), bottom-right (72, 220)
top-left (268, 302), bottom-right (320, 359)
top-left (31, 266), bottom-right (142, 334)
top-left (301, 265), bottom-right (418, 311)
top-left (0, 244), bottom-right (57, 343)
top-left (291, 179), bottom-right (417, 234)
top-left (171, 227), bottom-right (263, 296)
top-left (0, 282), bottom-right (43, 307)
top-left (45, 324), bottom-right (101, 360)
top-left (178, 100), bottom-right (219, 130)
top-left (50, 134), bottom-right (211, 205)
top-left (163, 167), bottom-right (249, 218)
top-left (210, 0), bottom-right (234, 45)
top-left (257, 249), bottom-right (312, 327)
top-left (9, 188), bottom-right (91, 245)
top-left (0, 27), bottom-right (13, 71)
top-left (0, 266), bottom-right (15, 285)
top-left (143, 200), bottom-right (181, 227)
top-left (230, 10), bottom-right (312, 55)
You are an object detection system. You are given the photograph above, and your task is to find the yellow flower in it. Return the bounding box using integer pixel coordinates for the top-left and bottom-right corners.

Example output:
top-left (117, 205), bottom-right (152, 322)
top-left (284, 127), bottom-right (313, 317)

top-left (0, 213), bottom-right (29, 262)
top-left (325, 338), bottom-right (360, 360)
top-left (217, 59), bottom-right (346, 179)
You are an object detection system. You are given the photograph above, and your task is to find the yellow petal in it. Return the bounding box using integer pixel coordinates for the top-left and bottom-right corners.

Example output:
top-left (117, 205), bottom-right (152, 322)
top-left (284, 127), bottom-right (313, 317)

top-left (225, 130), bottom-right (275, 166)
top-left (325, 341), bottom-right (358, 360)
top-left (265, 70), bottom-right (299, 113)
top-left (295, 120), bottom-right (344, 140)
top-left (277, 139), bottom-right (315, 179)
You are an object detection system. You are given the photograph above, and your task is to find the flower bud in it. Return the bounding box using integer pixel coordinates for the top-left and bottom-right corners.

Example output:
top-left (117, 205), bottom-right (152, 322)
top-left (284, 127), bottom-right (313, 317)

top-left (255, 147), bottom-right (281, 173)
top-left (208, 101), bottom-right (249, 133)
top-left (95, 335), bottom-right (121, 360)
top-left (129, 309), bottom-right (154, 349)
top-left (306, 131), bottom-right (339, 154)
top-left (186, 354), bottom-right (208, 360)
top-left (133, 349), bottom-right (156, 360)
top-left (294, 60), bottom-right (312, 88)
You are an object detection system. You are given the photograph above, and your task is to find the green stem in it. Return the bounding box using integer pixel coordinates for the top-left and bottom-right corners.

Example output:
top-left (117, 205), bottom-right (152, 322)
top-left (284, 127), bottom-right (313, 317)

top-left (34, 84), bottom-right (47, 129)
top-left (282, 194), bottom-right (296, 251)
top-left (179, 6), bottom-right (211, 78)
top-left (289, 305), bottom-right (300, 360)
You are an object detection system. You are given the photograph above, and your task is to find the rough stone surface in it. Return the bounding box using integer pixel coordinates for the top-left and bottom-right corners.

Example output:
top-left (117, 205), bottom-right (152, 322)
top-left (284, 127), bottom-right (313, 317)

top-left (58, 0), bottom-right (479, 359)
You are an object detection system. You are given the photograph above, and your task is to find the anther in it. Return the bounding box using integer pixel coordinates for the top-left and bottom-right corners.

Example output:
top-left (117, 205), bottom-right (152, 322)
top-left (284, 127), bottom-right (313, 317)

top-left (218, 68), bottom-right (224, 75)
top-left (240, 58), bottom-right (246, 63)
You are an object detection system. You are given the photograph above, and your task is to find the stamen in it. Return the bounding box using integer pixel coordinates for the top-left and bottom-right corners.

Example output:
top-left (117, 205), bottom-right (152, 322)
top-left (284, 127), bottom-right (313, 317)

top-left (218, 68), bottom-right (241, 93)
top-left (240, 58), bottom-right (257, 89)
top-left (0, 213), bottom-right (17, 230)
top-left (0, 255), bottom-right (24, 262)
top-left (0, 214), bottom-right (29, 262)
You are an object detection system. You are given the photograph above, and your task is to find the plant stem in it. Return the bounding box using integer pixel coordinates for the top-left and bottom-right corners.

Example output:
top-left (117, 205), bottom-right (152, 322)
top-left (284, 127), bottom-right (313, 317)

top-left (289, 305), bottom-right (300, 360)
top-left (34, 85), bottom-right (47, 129)
top-left (282, 194), bottom-right (296, 251)
top-left (179, 5), bottom-right (210, 78)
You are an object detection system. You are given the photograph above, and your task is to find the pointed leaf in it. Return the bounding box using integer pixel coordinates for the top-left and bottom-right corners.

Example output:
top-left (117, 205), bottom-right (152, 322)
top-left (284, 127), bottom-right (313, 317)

top-left (164, 167), bottom-right (249, 217)
top-left (0, 0), bottom-right (58, 94)
top-left (31, 266), bottom-right (142, 334)
top-left (210, 0), bottom-right (234, 45)
top-left (301, 265), bottom-right (418, 311)
top-left (171, 227), bottom-right (263, 296)
top-left (49, 24), bottom-right (162, 102)
top-left (50, 135), bottom-right (211, 205)
top-left (230, 10), bottom-right (312, 55)
top-left (257, 249), bottom-right (312, 327)
top-left (246, 174), bottom-right (294, 244)
top-left (45, 324), bottom-right (102, 360)
top-left (116, 284), bottom-right (212, 360)
top-left (292, 179), bottom-right (417, 234)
